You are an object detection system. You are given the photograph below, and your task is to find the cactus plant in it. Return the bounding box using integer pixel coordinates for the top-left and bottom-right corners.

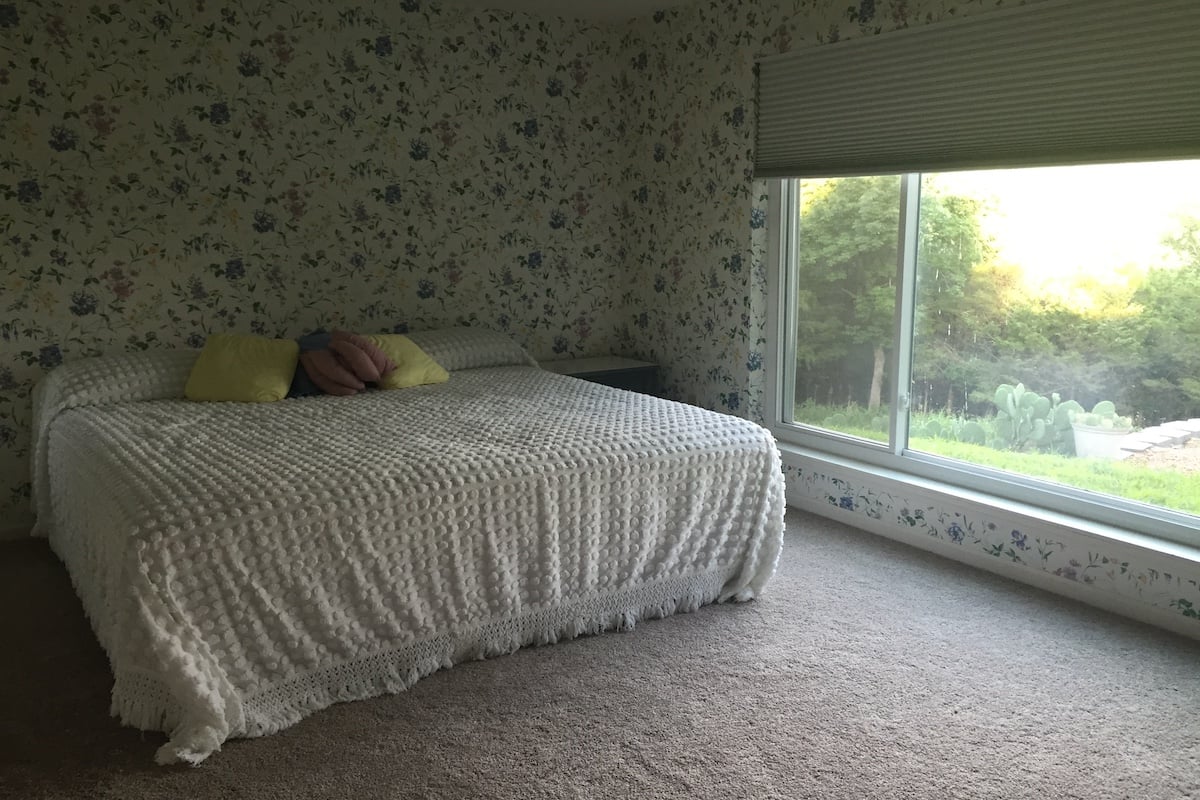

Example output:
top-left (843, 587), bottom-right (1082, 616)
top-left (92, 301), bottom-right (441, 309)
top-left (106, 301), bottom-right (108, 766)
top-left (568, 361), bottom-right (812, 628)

top-left (958, 420), bottom-right (988, 445)
top-left (988, 383), bottom-right (1089, 454)
top-left (1071, 400), bottom-right (1133, 431)
top-left (993, 383), bottom-right (1055, 451)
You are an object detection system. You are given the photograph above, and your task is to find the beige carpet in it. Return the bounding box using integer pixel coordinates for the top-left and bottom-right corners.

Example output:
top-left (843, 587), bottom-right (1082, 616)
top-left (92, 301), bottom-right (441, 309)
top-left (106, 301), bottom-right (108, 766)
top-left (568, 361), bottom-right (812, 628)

top-left (2, 509), bottom-right (1198, 800)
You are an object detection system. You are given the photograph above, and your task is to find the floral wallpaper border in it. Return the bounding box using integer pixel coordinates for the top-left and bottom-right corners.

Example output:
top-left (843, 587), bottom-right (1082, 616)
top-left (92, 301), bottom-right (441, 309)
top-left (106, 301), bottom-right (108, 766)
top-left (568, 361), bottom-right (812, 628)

top-left (782, 458), bottom-right (1200, 630)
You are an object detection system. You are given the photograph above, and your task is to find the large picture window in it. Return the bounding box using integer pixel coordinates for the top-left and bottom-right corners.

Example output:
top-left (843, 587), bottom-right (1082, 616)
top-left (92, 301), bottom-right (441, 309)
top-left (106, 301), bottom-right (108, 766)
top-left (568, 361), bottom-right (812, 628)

top-left (773, 161), bottom-right (1200, 545)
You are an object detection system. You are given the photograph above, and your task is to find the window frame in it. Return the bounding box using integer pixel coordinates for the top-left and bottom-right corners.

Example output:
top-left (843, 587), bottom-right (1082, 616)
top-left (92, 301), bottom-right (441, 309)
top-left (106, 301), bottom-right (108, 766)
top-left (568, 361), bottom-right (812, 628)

top-left (765, 177), bottom-right (1200, 549)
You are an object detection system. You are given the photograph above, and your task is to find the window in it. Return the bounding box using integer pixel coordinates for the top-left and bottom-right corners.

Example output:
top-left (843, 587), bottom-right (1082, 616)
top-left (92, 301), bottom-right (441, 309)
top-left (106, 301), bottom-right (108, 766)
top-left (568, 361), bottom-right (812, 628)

top-left (772, 161), bottom-right (1200, 546)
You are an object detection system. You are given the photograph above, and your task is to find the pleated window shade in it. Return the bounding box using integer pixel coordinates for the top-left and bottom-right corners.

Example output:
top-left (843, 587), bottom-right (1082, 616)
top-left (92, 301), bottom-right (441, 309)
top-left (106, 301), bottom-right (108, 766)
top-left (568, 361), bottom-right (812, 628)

top-left (754, 0), bottom-right (1200, 179)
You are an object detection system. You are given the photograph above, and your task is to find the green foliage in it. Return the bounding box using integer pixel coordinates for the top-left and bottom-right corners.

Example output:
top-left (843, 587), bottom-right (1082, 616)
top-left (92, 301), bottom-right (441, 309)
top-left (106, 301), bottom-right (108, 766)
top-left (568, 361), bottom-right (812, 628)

top-left (796, 175), bottom-right (991, 411)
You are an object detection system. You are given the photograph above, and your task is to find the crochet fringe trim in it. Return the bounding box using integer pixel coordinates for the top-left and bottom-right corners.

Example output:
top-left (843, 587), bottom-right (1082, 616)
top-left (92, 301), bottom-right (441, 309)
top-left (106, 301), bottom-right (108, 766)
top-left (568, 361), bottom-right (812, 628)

top-left (114, 570), bottom-right (737, 766)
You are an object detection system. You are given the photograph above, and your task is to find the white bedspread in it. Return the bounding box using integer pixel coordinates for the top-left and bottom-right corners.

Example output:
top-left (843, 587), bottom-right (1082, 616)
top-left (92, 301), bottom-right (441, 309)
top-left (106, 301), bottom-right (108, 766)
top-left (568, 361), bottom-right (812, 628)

top-left (34, 334), bottom-right (784, 765)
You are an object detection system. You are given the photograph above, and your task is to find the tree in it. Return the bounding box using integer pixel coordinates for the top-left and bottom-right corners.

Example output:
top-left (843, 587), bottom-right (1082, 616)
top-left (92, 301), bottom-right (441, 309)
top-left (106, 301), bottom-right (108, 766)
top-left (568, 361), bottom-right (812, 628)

top-left (1121, 216), bottom-right (1200, 422)
top-left (796, 176), bottom-right (991, 412)
top-left (796, 175), bottom-right (900, 409)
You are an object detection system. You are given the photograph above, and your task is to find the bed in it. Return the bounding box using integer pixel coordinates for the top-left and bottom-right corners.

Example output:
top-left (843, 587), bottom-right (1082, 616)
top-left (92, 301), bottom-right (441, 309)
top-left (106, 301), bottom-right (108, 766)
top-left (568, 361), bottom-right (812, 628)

top-left (30, 328), bottom-right (785, 765)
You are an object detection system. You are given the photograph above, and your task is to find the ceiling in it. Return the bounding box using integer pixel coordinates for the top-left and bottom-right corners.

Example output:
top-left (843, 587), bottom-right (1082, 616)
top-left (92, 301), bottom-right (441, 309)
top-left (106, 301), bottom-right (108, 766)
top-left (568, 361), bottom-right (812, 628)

top-left (439, 0), bottom-right (698, 21)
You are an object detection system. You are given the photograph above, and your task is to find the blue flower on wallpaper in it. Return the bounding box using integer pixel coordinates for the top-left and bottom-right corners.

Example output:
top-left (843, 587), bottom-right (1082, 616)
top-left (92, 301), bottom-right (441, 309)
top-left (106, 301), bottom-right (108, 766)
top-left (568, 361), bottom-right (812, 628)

top-left (186, 333), bottom-right (205, 348)
top-left (858, 0), bottom-right (877, 23)
top-left (238, 53), bottom-right (262, 77)
top-left (553, 335), bottom-right (568, 354)
top-left (339, 106), bottom-right (356, 124)
top-left (729, 105), bottom-right (745, 127)
top-left (38, 346), bottom-right (62, 369)
top-left (69, 292), bottom-right (98, 316)
top-left (151, 12), bottom-right (171, 31)
top-left (654, 276), bottom-right (666, 293)
top-left (527, 251), bottom-right (543, 269)
top-left (172, 120), bottom-right (192, 143)
top-left (48, 126), bottom-right (77, 151)
top-left (16, 180), bottom-right (40, 204)
top-left (416, 279), bottom-right (435, 299)
top-left (522, 118), bottom-right (539, 138)
top-left (224, 259), bottom-right (245, 280)
top-left (410, 139), bottom-right (429, 160)
top-left (349, 253), bottom-right (366, 270)
top-left (635, 186), bottom-right (648, 204)
top-left (400, 0), bottom-right (420, 11)
top-left (549, 210), bottom-right (566, 229)
top-left (546, 78), bottom-right (563, 97)
top-left (0, 425), bottom-right (14, 447)
top-left (747, 352), bottom-right (762, 372)
top-left (209, 102), bottom-right (231, 126)
top-left (653, 143), bottom-right (666, 162)
top-left (947, 522), bottom-right (965, 543)
top-left (725, 392), bottom-right (740, 411)
top-left (0, 369), bottom-right (16, 391)
top-left (252, 211), bottom-right (275, 233)
top-left (1011, 530), bottom-right (1029, 551)
top-left (838, 495), bottom-right (855, 510)
top-left (496, 134), bottom-right (510, 154)
top-left (384, 184), bottom-right (402, 204)
top-left (374, 36), bottom-right (393, 58)
top-left (634, 312), bottom-right (648, 329)
top-left (632, 51), bottom-right (648, 70)
top-left (169, 178), bottom-right (188, 195)
top-left (750, 208), bottom-right (766, 229)
top-left (0, 5), bottom-right (18, 27)
top-left (726, 253), bottom-right (743, 273)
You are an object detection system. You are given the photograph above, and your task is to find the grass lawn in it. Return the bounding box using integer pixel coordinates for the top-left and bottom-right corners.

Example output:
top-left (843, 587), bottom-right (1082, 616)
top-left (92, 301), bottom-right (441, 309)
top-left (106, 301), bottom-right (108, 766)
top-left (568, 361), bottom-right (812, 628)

top-left (791, 414), bottom-right (1200, 516)
top-left (911, 437), bottom-right (1200, 516)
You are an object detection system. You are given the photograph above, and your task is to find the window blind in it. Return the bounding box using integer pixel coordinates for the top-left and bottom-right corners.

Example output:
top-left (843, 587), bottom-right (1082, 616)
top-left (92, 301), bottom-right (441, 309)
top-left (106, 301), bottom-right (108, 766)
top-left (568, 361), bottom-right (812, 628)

top-left (754, 0), bottom-right (1200, 178)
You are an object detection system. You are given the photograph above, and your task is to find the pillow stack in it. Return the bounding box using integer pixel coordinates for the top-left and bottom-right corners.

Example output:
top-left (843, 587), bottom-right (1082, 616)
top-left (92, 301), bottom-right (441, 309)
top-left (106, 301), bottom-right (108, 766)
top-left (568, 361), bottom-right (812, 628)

top-left (185, 329), bottom-right (450, 403)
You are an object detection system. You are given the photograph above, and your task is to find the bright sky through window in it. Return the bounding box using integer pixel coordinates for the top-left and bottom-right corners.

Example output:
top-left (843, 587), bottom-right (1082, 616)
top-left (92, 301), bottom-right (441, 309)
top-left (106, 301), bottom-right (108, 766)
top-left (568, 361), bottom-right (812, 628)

top-left (933, 160), bottom-right (1200, 303)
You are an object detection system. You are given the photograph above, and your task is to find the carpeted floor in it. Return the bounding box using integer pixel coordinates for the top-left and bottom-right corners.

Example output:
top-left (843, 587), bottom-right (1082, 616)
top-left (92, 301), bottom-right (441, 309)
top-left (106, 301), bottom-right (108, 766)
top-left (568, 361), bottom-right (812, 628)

top-left (3, 509), bottom-right (1198, 800)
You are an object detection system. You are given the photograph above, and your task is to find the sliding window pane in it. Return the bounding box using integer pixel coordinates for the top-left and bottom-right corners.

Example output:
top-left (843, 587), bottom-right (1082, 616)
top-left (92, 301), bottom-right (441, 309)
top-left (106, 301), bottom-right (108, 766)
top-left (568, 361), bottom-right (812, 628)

top-left (910, 162), bottom-right (1200, 519)
top-left (790, 176), bottom-right (901, 443)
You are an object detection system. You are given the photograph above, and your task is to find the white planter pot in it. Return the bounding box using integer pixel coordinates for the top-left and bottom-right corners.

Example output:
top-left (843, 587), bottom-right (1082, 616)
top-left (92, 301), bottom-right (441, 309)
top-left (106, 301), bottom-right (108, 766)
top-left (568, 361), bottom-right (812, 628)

top-left (1071, 423), bottom-right (1128, 459)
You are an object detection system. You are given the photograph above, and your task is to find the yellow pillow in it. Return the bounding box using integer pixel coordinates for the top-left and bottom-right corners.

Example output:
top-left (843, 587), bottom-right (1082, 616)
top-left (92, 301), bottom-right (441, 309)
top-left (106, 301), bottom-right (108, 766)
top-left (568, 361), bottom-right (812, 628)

top-left (185, 333), bottom-right (299, 402)
top-left (362, 334), bottom-right (449, 389)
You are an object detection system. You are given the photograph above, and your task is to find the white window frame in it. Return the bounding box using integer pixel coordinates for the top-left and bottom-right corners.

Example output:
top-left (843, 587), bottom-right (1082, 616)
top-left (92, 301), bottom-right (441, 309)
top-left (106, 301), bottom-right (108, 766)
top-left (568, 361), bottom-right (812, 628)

top-left (765, 177), bottom-right (1200, 549)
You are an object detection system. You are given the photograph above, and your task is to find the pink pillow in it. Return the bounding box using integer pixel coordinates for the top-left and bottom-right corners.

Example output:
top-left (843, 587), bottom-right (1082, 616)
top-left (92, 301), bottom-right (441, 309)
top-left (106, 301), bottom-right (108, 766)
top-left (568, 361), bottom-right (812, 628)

top-left (332, 330), bottom-right (396, 381)
top-left (300, 350), bottom-right (364, 396)
top-left (300, 331), bottom-right (400, 397)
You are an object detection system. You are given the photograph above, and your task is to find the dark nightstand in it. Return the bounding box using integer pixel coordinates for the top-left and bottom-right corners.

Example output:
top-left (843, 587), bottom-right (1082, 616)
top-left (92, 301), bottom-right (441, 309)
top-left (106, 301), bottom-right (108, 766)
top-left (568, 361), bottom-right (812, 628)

top-left (541, 356), bottom-right (659, 395)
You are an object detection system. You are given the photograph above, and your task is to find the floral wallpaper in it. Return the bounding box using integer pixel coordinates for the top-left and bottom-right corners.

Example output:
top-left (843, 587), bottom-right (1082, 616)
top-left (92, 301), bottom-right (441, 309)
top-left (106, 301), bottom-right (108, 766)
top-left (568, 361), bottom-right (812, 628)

top-left (0, 0), bottom-right (629, 527)
top-left (782, 460), bottom-right (1200, 629)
